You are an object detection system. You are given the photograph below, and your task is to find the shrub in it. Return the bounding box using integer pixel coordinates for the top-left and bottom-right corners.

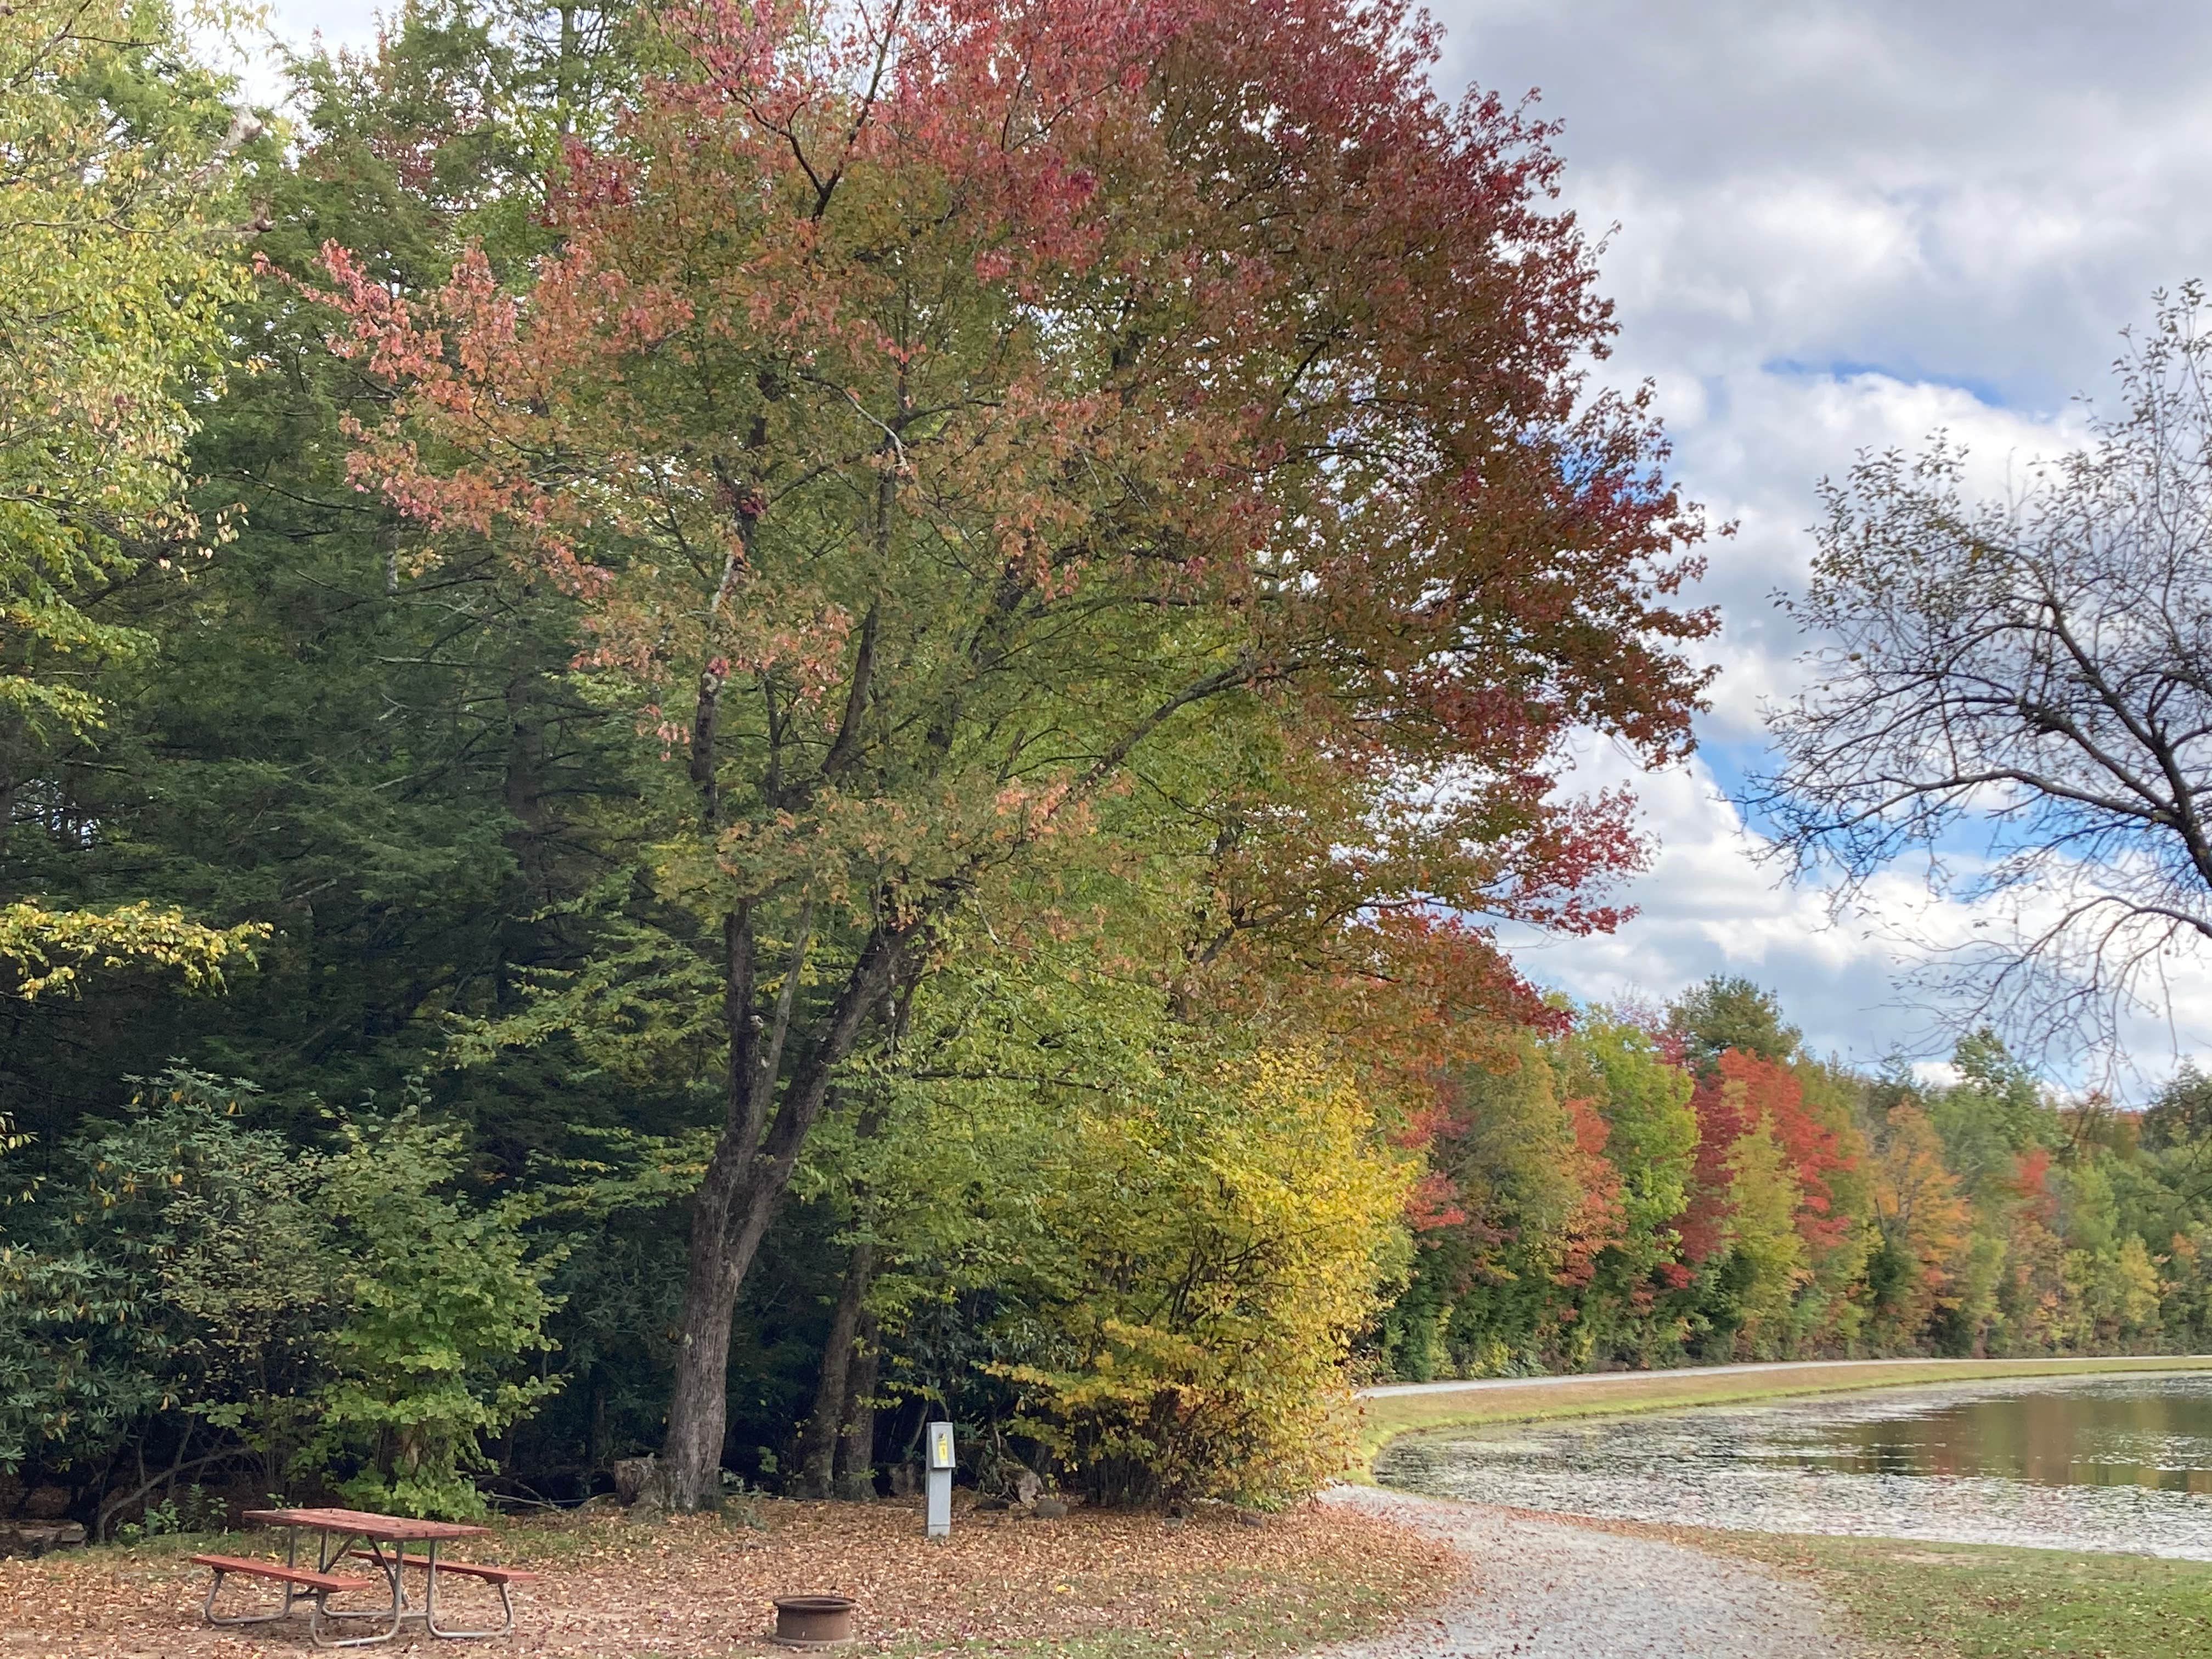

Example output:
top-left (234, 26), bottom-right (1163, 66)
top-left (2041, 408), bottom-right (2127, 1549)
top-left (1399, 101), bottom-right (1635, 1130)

top-left (0, 1076), bottom-right (563, 1521)
top-left (999, 1049), bottom-right (1408, 1508)
top-left (309, 1109), bottom-right (563, 1517)
top-left (0, 1070), bottom-right (325, 1491)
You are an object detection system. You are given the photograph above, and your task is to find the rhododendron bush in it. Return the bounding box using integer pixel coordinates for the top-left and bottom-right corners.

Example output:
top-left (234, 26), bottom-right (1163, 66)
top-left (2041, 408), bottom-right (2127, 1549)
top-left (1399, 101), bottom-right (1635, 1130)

top-left (313, 0), bottom-right (1709, 1506)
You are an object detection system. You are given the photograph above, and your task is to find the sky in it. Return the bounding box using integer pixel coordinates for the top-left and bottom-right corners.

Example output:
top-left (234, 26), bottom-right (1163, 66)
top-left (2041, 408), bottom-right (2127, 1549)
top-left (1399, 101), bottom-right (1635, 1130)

top-left (252, 1), bottom-right (2212, 1081)
top-left (1420, 1), bottom-right (2212, 1081)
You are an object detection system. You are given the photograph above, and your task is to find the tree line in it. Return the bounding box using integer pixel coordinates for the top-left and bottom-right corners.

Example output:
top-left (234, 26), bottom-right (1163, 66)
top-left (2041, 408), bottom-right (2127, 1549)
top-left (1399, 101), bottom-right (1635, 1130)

top-left (1, 0), bottom-right (2204, 1538)
top-left (1392, 980), bottom-right (2212, 1381)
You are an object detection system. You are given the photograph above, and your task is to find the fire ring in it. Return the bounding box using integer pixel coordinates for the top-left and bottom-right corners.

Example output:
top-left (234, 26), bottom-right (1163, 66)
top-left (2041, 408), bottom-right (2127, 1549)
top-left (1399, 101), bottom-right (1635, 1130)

top-left (772, 1594), bottom-right (859, 1648)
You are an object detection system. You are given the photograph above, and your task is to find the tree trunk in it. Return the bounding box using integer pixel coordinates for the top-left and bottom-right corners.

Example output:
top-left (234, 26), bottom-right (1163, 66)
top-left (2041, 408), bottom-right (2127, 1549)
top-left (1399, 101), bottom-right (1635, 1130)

top-left (658, 918), bottom-right (905, 1510)
top-left (586, 1365), bottom-right (608, 1481)
top-left (661, 1164), bottom-right (758, 1509)
top-left (658, 552), bottom-right (909, 1511)
top-left (796, 1238), bottom-right (874, 1498)
top-left (835, 1308), bottom-right (882, 1500)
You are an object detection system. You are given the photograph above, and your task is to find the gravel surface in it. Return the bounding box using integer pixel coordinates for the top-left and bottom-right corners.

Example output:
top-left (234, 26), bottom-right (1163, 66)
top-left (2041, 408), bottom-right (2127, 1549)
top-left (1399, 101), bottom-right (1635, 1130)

top-left (1320, 1486), bottom-right (1858, 1659)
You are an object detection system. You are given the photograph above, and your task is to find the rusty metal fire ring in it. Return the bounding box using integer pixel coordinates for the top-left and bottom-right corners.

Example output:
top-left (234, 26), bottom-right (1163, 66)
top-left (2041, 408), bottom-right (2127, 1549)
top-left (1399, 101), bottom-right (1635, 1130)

top-left (772, 1594), bottom-right (859, 1649)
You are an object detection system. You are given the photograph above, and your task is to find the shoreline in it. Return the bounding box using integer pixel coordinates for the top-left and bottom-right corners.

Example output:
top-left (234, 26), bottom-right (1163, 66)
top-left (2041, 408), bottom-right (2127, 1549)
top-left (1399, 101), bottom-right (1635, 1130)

top-left (1357, 1353), bottom-right (2212, 1468)
top-left (1344, 1363), bottom-right (2212, 1658)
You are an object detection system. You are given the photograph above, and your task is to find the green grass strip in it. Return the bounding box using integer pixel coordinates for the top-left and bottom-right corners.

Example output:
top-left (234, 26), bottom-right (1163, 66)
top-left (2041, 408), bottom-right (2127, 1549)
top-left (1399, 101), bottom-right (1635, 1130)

top-left (1709, 1531), bottom-right (2212, 1658)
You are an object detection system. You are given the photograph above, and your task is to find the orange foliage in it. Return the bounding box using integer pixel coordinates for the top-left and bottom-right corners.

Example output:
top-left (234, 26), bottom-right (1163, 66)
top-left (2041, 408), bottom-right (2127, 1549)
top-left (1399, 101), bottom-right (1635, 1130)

top-left (1677, 1050), bottom-right (1857, 1265)
top-left (1552, 1094), bottom-right (1627, 1291)
top-left (1871, 1100), bottom-right (1973, 1329)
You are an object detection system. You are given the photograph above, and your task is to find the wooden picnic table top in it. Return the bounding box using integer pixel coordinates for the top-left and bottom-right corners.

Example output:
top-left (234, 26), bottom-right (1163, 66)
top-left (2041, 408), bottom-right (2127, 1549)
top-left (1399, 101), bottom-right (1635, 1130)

top-left (242, 1506), bottom-right (492, 1543)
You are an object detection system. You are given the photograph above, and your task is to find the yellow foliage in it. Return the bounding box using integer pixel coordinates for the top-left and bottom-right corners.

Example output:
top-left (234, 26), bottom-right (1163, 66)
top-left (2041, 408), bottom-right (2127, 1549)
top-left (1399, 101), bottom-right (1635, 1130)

top-left (2062, 1234), bottom-right (2163, 1345)
top-left (0, 901), bottom-right (266, 1000)
top-left (1001, 1047), bottom-right (1410, 1508)
top-left (1722, 1113), bottom-right (1810, 1355)
top-left (1871, 1101), bottom-right (1974, 1340)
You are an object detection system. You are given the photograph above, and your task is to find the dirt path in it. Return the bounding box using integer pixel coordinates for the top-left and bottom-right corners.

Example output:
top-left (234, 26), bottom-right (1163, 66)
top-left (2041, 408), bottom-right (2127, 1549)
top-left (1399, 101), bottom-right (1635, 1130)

top-left (1321, 1486), bottom-right (1859, 1659)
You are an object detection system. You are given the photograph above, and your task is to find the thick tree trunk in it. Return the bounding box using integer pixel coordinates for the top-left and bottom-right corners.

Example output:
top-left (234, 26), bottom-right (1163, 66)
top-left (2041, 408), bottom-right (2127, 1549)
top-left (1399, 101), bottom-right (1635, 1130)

top-left (796, 1238), bottom-right (874, 1498)
top-left (658, 526), bottom-right (907, 1511)
top-left (661, 1242), bottom-right (740, 1507)
top-left (659, 921), bottom-right (904, 1509)
top-left (661, 1154), bottom-right (785, 1506)
top-left (835, 1308), bottom-right (882, 1500)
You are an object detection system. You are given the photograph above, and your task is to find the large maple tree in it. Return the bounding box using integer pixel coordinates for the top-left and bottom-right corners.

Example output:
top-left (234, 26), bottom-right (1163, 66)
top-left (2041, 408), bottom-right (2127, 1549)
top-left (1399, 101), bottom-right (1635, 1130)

top-left (317, 0), bottom-right (1712, 1505)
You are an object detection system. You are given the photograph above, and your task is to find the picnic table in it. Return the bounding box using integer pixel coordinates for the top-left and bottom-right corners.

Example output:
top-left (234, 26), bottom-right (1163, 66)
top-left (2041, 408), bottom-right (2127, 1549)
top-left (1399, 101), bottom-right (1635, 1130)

top-left (191, 1506), bottom-right (539, 1646)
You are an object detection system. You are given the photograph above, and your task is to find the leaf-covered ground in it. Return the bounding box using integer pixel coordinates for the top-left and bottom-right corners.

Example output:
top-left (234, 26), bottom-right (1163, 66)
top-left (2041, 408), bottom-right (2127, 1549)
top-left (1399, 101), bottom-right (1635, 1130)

top-left (0, 1496), bottom-right (1456, 1658)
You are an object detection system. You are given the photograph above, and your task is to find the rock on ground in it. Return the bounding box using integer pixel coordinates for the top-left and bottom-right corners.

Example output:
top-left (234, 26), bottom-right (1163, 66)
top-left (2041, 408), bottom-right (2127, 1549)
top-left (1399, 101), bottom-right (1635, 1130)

top-left (1322, 1486), bottom-right (1861, 1659)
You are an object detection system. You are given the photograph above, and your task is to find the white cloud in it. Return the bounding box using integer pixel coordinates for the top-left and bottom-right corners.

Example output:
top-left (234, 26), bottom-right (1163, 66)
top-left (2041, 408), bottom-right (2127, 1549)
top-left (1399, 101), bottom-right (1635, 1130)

top-left (1502, 737), bottom-right (2212, 1082)
top-left (1436, 0), bottom-right (2212, 412)
top-left (1425, 0), bottom-right (2212, 1078)
top-left (1674, 368), bottom-right (2079, 737)
top-left (1493, 746), bottom-right (1926, 1068)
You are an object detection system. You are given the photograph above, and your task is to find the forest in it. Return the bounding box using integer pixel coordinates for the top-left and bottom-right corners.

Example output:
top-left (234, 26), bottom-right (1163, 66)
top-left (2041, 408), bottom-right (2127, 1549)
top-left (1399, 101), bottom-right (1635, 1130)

top-left (4, 0), bottom-right (2210, 1542)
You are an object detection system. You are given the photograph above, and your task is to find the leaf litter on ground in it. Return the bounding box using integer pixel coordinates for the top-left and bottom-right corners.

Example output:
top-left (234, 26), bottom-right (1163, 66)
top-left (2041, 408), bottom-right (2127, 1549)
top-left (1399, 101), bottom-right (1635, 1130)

top-left (0, 1493), bottom-right (1457, 1658)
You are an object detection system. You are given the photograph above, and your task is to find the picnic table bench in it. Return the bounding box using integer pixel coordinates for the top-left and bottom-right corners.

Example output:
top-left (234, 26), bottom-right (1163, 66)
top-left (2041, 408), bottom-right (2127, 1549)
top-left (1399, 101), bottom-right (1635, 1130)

top-left (190, 1553), bottom-right (376, 1604)
top-left (192, 1506), bottom-right (533, 1646)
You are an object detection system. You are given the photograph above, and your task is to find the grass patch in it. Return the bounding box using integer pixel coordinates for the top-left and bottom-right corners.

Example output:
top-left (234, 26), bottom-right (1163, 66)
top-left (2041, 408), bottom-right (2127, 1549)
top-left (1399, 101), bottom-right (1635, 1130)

top-left (1702, 1531), bottom-right (2212, 1658)
top-left (1358, 1356), bottom-right (2212, 1469)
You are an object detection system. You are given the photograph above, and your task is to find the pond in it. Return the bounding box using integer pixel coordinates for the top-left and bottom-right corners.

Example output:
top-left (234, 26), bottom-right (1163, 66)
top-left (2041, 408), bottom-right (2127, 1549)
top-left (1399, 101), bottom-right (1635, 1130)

top-left (1375, 1370), bottom-right (2212, 1558)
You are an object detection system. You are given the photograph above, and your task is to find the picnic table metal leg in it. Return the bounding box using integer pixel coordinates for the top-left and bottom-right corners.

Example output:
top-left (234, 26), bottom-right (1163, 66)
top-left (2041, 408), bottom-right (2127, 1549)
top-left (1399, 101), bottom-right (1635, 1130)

top-left (200, 1561), bottom-right (310, 1630)
top-left (310, 1570), bottom-right (405, 1647)
top-left (316, 1528), bottom-right (397, 1604)
top-left (311, 1593), bottom-right (405, 1648)
top-left (421, 1541), bottom-right (521, 1640)
top-left (309, 1532), bottom-right (407, 1647)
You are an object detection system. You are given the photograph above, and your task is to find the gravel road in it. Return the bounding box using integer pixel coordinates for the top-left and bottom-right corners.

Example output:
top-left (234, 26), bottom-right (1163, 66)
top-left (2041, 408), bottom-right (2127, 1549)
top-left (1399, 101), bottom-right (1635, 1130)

top-left (1321, 1485), bottom-right (1859, 1659)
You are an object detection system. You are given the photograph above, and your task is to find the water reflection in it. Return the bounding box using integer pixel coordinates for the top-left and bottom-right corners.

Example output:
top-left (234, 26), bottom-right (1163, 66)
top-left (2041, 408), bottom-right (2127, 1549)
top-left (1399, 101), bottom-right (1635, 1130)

top-left (1757, 1381), bottom-right (2212, 1493)
top-left (1378, 1371), bottom-right (2212, 1558)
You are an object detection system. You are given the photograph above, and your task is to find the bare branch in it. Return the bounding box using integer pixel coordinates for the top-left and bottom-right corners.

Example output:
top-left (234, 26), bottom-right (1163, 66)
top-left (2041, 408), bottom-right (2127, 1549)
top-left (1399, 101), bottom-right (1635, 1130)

top-left (1747, 284), bottom-right (2212, 1065)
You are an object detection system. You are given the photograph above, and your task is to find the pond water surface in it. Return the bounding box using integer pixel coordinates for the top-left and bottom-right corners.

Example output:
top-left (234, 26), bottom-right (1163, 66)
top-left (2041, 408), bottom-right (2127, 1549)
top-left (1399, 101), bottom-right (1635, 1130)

top-left (1376, 1370), bottom-right (2212, 1558)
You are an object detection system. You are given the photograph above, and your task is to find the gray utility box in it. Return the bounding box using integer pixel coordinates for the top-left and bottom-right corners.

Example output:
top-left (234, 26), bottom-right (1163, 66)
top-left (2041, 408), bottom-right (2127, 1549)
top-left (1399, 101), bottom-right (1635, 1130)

top-left (923, 1421), bottom-right (954, 1539)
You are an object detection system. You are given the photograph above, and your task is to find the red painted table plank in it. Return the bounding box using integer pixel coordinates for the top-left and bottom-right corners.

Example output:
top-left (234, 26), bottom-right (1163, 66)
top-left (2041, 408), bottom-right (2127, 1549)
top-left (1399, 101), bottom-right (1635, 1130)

top-left (242, 1507), bottom-right (492, 1543)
